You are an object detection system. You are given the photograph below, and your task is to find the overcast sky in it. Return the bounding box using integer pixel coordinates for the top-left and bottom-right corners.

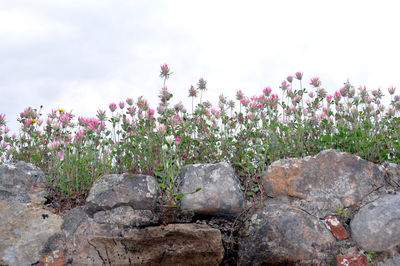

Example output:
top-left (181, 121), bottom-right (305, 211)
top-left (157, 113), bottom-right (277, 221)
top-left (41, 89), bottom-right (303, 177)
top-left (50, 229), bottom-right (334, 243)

top-left (1, 0), bottom-right (400, 134)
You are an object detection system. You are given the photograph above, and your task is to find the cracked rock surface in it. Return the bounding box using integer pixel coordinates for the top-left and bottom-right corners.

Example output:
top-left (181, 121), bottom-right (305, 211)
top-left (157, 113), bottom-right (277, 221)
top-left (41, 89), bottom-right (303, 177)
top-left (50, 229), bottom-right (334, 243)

top-left (238, 202), bottom-right (335, 265)
top-left (64, 221), bottom-right (224, 265)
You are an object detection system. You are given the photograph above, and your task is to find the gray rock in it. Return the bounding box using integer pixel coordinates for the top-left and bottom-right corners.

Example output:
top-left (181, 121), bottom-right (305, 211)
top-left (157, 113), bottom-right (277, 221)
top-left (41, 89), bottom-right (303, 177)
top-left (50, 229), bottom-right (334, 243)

top-left (238, 202), bottom-right (335, 265)
top-left (93, 206), bottom-right (158, 227)
top-left (383, 162), bottom-right (400, 188)
top-left (351, 193), bottom-right (400, 252)
top-left (0, 200), bottom-right (63, 266)
top-left (0, 161), bottom-right (48, 204)
top-left (375, 252), bottom-right (400, 266)
top-left (65, 221), bottom-right (224, 265)
top-left (86, 173), bottom-right (159, 216)
top-left (62, 206), bottom-right (88, 238)
top-left (178, 162), bottom-right (245, 215)
top-left (263, 149), bottom-right (386, 217)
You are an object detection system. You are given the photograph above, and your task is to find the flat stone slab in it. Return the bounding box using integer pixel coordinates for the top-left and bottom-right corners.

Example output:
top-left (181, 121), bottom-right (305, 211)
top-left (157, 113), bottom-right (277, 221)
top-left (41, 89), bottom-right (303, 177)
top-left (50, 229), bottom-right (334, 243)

top-left (65, 222), bottom-right (224, 265)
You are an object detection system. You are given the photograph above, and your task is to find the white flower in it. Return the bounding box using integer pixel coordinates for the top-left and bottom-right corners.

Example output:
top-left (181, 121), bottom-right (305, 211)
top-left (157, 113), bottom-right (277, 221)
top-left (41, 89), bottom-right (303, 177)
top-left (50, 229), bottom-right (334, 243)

top-left (165, 135), bottom-right (174, 145)
top-left (162, 144), bottom-right (168, 151)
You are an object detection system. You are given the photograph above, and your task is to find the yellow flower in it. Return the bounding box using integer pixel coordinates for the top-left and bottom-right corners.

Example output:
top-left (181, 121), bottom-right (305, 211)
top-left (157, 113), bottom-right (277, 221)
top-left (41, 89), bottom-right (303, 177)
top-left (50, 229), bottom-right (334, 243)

top-left (30, 118), bottom-right (37, 124)
top-left (58, 108), bottom-right (64, 113)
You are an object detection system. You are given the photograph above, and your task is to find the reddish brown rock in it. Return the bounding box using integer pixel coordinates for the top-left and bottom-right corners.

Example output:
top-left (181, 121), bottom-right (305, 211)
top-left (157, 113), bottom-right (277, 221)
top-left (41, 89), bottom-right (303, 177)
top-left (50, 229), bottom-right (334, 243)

top-left (262, 149), bottom-right (386, 217)
top-left (65, 221), bottom-right (224, 265)
top-left (38, 250), bottom-right (65, 266)
top-left (324, 216), bottom-right (349, 240)
top-left (337, 254), bottom-right (368, 266)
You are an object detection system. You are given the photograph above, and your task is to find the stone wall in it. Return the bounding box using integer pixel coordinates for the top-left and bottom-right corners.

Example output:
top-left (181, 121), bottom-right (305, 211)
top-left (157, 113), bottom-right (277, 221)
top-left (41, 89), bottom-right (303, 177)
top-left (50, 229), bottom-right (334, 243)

top-left (1, 149), bottom-right (399, 265)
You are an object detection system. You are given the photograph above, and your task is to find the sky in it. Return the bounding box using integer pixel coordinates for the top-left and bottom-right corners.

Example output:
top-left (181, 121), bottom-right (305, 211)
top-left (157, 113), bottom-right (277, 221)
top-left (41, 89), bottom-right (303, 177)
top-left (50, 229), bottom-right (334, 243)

top-left (1, 0), bottom-right (400, 134)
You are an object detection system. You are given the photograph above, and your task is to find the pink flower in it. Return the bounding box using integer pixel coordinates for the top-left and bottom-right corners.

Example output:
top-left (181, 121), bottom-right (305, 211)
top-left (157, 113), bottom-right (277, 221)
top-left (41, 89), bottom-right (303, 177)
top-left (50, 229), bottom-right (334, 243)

top-left (263, 87), bottom-right (272, 97)
top-left (119, 101), bottom-right (125, 109)
top-left (175, 137), bottom-right (181, 144)
top-left (295, 72), bottom-right (303, 80)
top-left (48, 140), bottom-right (60, 150)
top-left (147, 108), bottom-right (155, 116)
top-left (109, 103), bottom-right (117, 112)
top-left (126, 97), bottom-right (134, 106)
top-left (236, 90), bottom-right (244, 101)
top-left (388, 86), bottom-right (396, 95)
top-left (0, 113), bottom-right (5, 126)
top-left (158, 125), bottom-right (166, 134)
top-left (326, 94), bottom-right (333, 101)
top-left (280, 80), bottom-right (289, 91)
top-left (160, 64), bottom-right (171, 79)
top-left (334, 91), bottom-right (341, 102)
top-left (310, 77), bottom-right (321, 87)
top-left (240, 97), bottom-right (250, 107)
top-left (287, 76), bottom-right (294, 83)
top-left (197, 78), bottom-right (207, 91)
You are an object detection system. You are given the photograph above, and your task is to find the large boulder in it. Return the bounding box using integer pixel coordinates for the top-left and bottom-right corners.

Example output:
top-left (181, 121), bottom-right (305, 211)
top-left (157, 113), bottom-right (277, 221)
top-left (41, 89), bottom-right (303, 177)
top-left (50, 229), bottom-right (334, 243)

top-left (351, 193), bottom-right (400, 252)
top-left (262, 149), bottom-right (387, 217)
top-left (85, 173), bottom-right (159, 216)
top-left (0, 200), bottom-right (64, 266)
top-left (238, 202), bottom-right (336, 265)
top-left (65, 221), bottom-right (224, 265)
top-left (178, 162), bottom-right (245, 215)
top-left (0, 161), bottom-right (48, 204)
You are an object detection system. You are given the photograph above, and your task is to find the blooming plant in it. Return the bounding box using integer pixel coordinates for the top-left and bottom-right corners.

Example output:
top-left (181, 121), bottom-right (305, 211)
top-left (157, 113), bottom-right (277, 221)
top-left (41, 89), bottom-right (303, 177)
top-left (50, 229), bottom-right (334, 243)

top-left (1, 66), bottom-right (399, 212)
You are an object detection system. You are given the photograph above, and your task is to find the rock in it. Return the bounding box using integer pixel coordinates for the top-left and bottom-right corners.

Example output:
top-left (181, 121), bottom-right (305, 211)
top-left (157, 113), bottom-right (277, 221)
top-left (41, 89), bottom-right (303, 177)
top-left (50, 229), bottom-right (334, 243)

top-left (376, 252), bottom-right (400, 266)
top-left (337, 254), bottom-right (368, 266)
top-left (86, 173), bottom-right (159, 216)
top-left (351, 193), bottom-right (400, 252)
top-left (62, 206), bottom-right (88, 238)
top-left (65, 221), bottom-right (224, 265)
top-left (262, 149), bottom-right (386, 217)
top-left (93, 206), bottom-right (158, 227)
top-left (178, 162), bottom-right (245, 215)
top-left (0, 161), bottom-right (48, 204)
top-left (238, 202), bottom-right (335, 265)
top-left (38, 250), bottom-right (65, 266)
top-left (0, 200), bottom-right (64, 266)
top-left (324, 216), bottom-right (349, 240)
top-left (383, 162), bottom-right (400, 188)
